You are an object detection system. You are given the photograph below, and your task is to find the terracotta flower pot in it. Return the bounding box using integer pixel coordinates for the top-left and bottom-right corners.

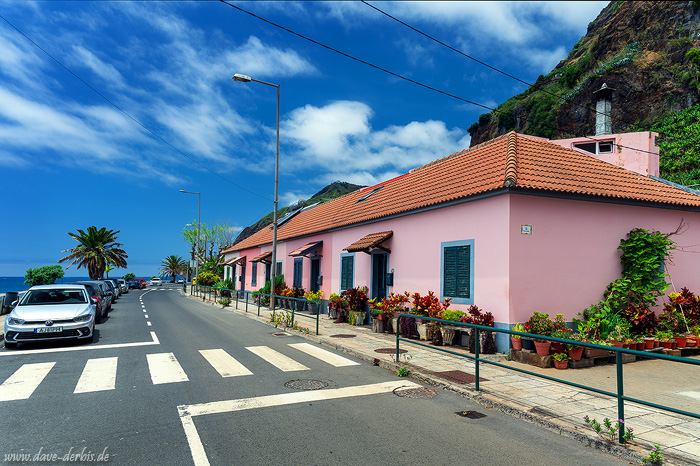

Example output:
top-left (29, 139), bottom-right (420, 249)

top-left (568, 346), bottom-right (584, 361)
top-left (510, 337), bottom-right (523, 351)
top-left (551, 342), bottom-right (565, 353)
top-left (674, 337), bottom-right (687, 348)
top-left (636, 342), bottom-right (645, 351)
top-left (534, 340), bottom-right (551, 356)
top-left (643, 338), bottom-right (654, 349)
top-left (660, 341), bottom-right (673, 349)
top-left (554, 360), bottom-right (569, 369)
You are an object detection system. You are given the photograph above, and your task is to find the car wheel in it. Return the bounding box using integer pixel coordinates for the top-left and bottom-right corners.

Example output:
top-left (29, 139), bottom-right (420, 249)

top-left (96, 310), bottom-right (102, 324)
top-left (4, 340), bottom-right (17, 349)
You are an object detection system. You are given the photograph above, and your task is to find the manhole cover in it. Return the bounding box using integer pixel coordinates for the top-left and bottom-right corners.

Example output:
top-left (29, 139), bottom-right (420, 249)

top-left (284, 379), bottom-right (329, 390)
top-left (456, 410), bottom-right (486, 419)
top-left (272, 332), bottom-right (291, 337)
top-left (393, 387), bottom-right (439, 399)
top-left (330, 334), bottom-right (356, 338)
top-left (431, 370), bottom-right (488, 384)
top-left (375, 348), bottom-right (408, 354)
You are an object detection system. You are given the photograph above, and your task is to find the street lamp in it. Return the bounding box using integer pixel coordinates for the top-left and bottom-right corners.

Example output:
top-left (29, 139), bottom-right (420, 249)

top-left (233, 73), bottom-right (280, 310)
top-left (179, 190), bottom-right (201, 290)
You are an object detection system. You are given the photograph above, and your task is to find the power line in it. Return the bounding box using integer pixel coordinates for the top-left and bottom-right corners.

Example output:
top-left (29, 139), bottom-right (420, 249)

top-left (0, 13), bottom-right (272, 203)
top-left (219, 1), bottom-right (661, 158)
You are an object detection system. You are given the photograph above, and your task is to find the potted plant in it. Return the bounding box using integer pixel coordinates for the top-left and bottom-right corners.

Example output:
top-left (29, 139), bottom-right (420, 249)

top-left (525, 312), bottom-right (554, 356)
top-left (510, 323), bottom-right (525, 350)
top-left (460, 305), bottom-right (496, 354)
top-left (369, 298), bottom-right (387, 333)
top-left (304, 290), bottom-right (323, 315)
top-left (551, 314), bottom-right (571, 353)
top-left (566, 332), bottom-right (585, 361)
top-left (441, 309), bottom-right (465, 345)
top-left (552, 352), bottom-right (570, 369)
top-left (344, 286), bottom-right (368, 326)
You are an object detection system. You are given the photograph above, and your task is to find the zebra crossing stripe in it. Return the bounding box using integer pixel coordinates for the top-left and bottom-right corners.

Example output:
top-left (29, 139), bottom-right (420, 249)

top-left (147, 353), bottom-right (189, 384)
top-left (288, 343), bottom-right (360, 367)
top-left (246, 346), bottom-right (309, 372)
top-left (74, 357), bottom-right (118, 393)
top-left (199, 349), bottom-right (253, 377)
top-left (0, 362), bottom-right (55, 401)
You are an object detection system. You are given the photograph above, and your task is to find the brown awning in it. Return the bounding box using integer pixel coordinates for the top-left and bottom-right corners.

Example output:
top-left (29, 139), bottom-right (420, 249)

top-left (289, 241), bottom-right (323, 257)
top-left (343, 231), bottom-right (392, 254)
top-left (250, 251), bottom-right (273, 263)
top-left (223, 256), bottom-right (246, 267)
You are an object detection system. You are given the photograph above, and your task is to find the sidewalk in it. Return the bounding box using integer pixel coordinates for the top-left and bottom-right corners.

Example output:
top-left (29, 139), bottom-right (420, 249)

top-left (189, 290), bottom-right (700, 466)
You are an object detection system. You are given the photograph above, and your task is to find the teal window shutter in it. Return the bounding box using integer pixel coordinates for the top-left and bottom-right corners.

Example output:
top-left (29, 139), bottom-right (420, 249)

top-left (443, 245), bottom-right (470, 299)
top-left (341, 256), bottom-right (353, 291)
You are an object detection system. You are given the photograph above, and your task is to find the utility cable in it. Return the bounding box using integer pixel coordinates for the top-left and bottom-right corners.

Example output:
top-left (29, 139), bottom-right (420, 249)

top-left (0, 13), bottom-right (272, 202)
top-left (219, 1), bottom-right (662, 158)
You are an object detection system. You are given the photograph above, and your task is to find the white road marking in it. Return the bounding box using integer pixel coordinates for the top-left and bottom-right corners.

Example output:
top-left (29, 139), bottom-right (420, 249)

top-left (144, 314), bottom-right (149, 318)
top-left (147, 322), bottom-right (152, 327)
top-left (178, 380), bottom-right (420, 466)
top-left (0, 332), bottom-right (160, 357)
top-left (143, 309), bottom-right (147, 313)
top-left (147, 352), bottom-right (189, 384)
top-left (246, 346), bottom-right (309, 372)
top-left (678, 391), bottom-right (700, 400)
top-left (199, 349), bottom-right (253, 377)
top-left (74, 357), bottom-right (117, 393)
top-left (288, 343), bottom-right (360, 367)
top-left (0, 362), bottom-right (55, 401)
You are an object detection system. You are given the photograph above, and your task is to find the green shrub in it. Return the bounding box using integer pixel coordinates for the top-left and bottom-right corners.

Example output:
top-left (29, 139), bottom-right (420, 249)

top-left (24, 265), bottom-right (64, 287)
top-left (197, 271), bottom-right (219, 286)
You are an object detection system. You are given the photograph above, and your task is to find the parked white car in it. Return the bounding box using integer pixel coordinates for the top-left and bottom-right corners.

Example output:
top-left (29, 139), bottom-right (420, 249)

top-left (149, 278), bottom-right (163, 286)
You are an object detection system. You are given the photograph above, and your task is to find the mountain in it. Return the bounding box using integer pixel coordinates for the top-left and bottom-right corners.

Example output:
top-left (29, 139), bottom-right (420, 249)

top-left (467, 1), bottom-right (700, 185)
top-left (232, 181), bottom-right (364, 245)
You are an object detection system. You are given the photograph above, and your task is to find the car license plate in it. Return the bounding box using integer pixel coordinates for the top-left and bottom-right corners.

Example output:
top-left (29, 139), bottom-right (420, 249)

top-left (35, 327), bottom-right (63, 333)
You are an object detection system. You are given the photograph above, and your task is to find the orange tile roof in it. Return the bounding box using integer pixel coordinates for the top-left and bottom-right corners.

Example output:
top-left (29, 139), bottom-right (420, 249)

top-left (227, 132), bottom-right (700, 252)
top-left (344, 231), bottom-right (393, 253)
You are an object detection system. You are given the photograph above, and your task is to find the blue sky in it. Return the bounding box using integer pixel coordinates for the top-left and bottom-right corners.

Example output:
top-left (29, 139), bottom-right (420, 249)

top-left (0, 1), bottom-right (607, 277)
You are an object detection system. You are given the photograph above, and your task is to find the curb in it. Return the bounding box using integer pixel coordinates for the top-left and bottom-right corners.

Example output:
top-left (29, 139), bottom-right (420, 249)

top-left (185, 292), bottom-right (687, 466)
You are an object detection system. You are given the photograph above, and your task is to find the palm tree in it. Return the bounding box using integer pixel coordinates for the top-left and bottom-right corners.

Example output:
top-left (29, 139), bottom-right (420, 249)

top-left (59, 226), bottom-right (128, 279)
top-left (159, 255), bottom-right (186, 282)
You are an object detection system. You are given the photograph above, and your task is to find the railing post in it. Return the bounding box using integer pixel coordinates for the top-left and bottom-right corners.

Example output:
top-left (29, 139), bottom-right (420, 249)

top-left (316, 300), bottom-right (319, 335)
top-left (235, 289), bottom-right (238, 308)
top-left (616, 350), bottom-right (625, 443)
top-left (395, 314), bottom-right (401, 360)
top-left (257, 294), bottom-right (260, 316)
top-left (474, 326), bottom-right (480, 392)
top-left (245, 292), bottom-right (249, 313)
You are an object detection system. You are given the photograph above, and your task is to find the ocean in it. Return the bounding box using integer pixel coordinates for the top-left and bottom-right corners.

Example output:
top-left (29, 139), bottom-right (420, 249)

top-left (0, 276), bottom-right (92, 295)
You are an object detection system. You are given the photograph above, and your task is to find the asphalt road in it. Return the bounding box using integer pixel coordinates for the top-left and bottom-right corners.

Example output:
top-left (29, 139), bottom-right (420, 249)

top-left (0, 286), bottom-right (632, 465)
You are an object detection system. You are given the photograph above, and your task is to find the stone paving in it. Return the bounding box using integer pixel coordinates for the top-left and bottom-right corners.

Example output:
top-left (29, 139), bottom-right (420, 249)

top-left (194, 291), bottom-right (700, 466)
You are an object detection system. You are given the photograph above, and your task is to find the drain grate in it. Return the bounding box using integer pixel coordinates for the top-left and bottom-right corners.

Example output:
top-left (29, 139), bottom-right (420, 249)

top-left (374, 348), bottom-right (408, 354)
top-left (330, 334), bottom-right (356, 338)
top-left (393, 387), bottom-right (439, 399)
top-left (431, 370), bottom-right (488, 384)
top-left (456, 410), bottom-right (486, 419)
top-left (284, 379), bottom-right (329, 390)
top-left (272, 332), bottom-right (291, 337)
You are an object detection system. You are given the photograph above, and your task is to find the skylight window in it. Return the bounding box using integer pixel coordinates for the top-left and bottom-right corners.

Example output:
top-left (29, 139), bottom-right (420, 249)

top-left (355, 186), bottom-right (383, 204)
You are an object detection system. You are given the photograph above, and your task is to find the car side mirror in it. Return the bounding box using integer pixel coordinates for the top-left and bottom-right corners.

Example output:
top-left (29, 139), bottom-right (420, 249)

top-left (11, 300), bottom-right (17, 307)
top-left (91, 297), bottom-right (99, 305)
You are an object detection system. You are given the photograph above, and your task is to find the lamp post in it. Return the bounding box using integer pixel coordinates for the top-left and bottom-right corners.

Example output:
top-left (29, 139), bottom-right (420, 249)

top-left (233, 73), bottom-right (279, 310)
top-left (179, 190), bottom-right (201, 290)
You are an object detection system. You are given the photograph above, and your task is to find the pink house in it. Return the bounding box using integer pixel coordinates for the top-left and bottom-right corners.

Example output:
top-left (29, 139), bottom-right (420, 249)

top-left (222, 131), bottom-right (700, 351)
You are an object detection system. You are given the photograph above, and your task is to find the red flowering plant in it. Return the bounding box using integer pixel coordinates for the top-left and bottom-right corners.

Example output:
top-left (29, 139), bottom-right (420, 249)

top-left (459, 305), bottom-right (496, 354)
top-left (663, 288), bottom-right (700, 333)
top-left (524, 312), bottom-right (554, 342)
top-left (410, 291), bottom-right (450, 319)
top-left (342, 286), bottom-right (368, 311)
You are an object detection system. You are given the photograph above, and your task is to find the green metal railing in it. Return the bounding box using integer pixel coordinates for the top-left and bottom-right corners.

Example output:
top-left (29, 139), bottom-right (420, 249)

top-left (395, 313), bottom-right (700, 443)
top-left (191, 285), bottom-right (320, 335)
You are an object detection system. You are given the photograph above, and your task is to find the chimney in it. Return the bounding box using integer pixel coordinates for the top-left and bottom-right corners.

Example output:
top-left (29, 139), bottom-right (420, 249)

top-left (593, 83), bottom-right (614, 135)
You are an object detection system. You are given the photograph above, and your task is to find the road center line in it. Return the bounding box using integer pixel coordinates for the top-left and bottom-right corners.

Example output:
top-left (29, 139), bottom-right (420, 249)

top-left (178, 380), bottom-right (420, 466)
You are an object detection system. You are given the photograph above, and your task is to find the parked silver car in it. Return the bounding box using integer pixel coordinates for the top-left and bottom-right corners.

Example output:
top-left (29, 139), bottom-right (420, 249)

top-left (3, 284), bottom-right (97, 349)
top-left (116, 278), bottom-right (128, 294)
top-left (149, 277), bottom-right (163, 286)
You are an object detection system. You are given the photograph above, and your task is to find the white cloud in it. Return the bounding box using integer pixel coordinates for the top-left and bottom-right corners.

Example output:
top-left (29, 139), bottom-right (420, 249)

top-left (280, 191), bottom-right (315, 207)
top-left (282, 100), bottom-right (470, 186)
top-left (520, 46), bottom-right (568, 74)
top-left (224, 36), bottom-right (319, 79)
top-left (71, 45), bottom-right (127, 89)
